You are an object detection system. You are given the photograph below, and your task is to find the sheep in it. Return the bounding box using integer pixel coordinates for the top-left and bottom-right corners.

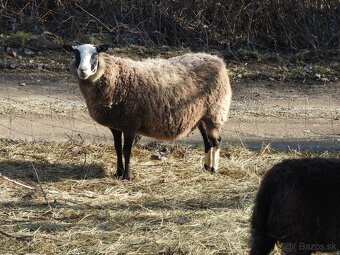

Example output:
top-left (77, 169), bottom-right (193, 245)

top-left (63, 44), bottom-right (232, 180)
top-left (249, 158), bottom-right (340, 255)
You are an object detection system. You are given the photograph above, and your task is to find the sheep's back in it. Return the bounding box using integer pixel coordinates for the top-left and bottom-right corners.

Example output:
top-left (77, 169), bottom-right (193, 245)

top-left (113, 53), bottom-right (231, 139)
top-left (82, 53), bottom-right (231, 139)
top-left (265, 158), bottom-right (340, 244)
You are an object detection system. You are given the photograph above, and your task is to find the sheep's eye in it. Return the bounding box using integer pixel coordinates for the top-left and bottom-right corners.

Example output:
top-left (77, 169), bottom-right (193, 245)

top-left (74, 50), bottom-right (81, 68)
top-left (90, 53), bottom-right (99, 71)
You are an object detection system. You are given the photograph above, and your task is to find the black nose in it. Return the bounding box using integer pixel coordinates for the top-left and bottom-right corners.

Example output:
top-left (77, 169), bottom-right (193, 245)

top-left (80, 68), bottom-right (87, 74)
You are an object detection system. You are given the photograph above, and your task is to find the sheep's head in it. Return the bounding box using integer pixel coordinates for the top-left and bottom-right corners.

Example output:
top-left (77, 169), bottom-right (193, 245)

top-left (63, 44), bottom-right (109, 80)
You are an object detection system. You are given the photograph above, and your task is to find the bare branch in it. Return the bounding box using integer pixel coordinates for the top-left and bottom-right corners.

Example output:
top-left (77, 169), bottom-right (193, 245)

top-left (0, 229), bottom-right (33, 242)
top-left (0, 174), bottom-right (35, 190)
top-left (75, 3), bottom-right (114, 33)
top-left (30, 162), bottom-right (52, 211)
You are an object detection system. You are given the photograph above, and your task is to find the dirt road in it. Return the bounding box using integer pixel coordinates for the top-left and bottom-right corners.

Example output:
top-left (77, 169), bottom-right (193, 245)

top-left (0, 70), bottom-right (339, 151)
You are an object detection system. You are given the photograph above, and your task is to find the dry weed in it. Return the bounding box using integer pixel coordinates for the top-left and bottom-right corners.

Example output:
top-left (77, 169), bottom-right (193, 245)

top-left (0, 139), bottom-right (338, 254)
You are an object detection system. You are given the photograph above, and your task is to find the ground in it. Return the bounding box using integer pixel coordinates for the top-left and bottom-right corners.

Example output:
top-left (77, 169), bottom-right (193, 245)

top-left (0, 67), bottom-right (339, 150)
top-left (0, 50), bottom-right (339, 254)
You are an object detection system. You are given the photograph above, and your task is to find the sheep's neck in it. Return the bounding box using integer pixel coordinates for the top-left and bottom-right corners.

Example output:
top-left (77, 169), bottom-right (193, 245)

top-left (78, 77), bottom-right (118, 127)
top-left (78, 78), bottom-right (110, 108)
top-left (80, 72), bottom-right (127, 107)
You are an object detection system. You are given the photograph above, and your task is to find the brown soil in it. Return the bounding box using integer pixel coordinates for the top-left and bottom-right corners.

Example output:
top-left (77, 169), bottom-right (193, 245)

top-left (0, 68), bottom-right (339, 151)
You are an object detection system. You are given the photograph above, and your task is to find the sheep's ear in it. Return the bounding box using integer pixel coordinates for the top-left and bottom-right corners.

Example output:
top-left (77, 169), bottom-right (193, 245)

top-left (97, 45), bottom-right (109, 53)
top-left (63, 45), bottom-right (76, 52)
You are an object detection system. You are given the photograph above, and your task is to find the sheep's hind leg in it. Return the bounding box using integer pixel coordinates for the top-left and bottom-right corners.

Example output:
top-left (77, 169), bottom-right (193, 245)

top-left (198, 123), bottom-right (212, 171)
top-left (110, 129), bottom-right (124, 178)
top-left (210, 139), bottom-right (221, 172)
top-left (122, 132), bottom-right (135, 180)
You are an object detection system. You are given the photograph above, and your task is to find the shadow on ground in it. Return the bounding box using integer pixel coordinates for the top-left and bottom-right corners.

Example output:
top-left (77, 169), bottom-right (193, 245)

top-left (0, 160), bottom-right (106, 182)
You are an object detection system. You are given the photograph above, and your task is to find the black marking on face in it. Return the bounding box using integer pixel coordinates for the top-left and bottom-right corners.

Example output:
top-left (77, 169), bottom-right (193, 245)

top-left (74, 49), bottom-right (81, 68)
top-left (90, 52), bottom-right (99, 72)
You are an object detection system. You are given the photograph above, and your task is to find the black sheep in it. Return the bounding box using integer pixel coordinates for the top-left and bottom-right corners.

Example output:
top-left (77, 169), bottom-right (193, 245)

top-left (249, 158), bottom-right (340, 255)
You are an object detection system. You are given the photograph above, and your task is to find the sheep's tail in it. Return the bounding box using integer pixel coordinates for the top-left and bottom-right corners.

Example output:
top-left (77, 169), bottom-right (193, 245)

top-left (249, 171), bottom-right (277, 255)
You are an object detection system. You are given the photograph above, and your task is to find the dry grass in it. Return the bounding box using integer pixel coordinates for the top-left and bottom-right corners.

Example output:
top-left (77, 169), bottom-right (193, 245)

top-left (0, 139), bottom-right (338, 254)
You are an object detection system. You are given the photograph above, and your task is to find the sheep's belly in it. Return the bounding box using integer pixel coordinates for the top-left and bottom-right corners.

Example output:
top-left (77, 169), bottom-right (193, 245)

top-left (138, 128), bottom-right (192, 141)
top-left (138, 117), bottom-right (198, 141)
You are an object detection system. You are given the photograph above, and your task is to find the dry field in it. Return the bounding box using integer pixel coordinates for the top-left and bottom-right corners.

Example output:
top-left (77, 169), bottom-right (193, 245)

top-left (0, 139), bottom-right (339, 255)
top-left (0, 43), bottom-right (338, 254)
top-left (0, 1), bottom-right (339, 253)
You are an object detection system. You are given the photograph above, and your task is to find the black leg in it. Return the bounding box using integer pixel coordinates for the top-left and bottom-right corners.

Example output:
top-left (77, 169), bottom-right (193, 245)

top-left (198, 123), bottom-right (211, 153)
top-left (110, 129), bottom-right (124, 178)
top-left (122, 132), bottom-right (135, 180)
top-left (198, 123), bottom-right (212, 171)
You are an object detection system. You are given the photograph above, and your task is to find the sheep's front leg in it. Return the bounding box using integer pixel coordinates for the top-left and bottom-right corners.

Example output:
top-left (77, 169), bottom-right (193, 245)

top-left (110, 129), bottom-right (124, 178)
top-left (123, 132), bottom-right (135, 180)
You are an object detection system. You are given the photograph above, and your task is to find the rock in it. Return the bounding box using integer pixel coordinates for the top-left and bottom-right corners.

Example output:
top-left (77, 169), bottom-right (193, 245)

top-left (23, 48), bottom-right (35, 55)
top-left (150, 151), bottom-right (167, 161)
top-left (20, 82), bottom-right (26, 86)
top-left (159, 45), bottom-right (170, 51)
top-left (6, 47), bottom-right (16, 58)
top-left (37, 63), bottom-right (43, 71)
top-left (26, 32), bottom-right (62, 50)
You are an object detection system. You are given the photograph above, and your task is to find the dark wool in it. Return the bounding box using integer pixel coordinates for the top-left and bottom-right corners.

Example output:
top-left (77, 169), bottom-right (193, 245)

top-left (249, 158), bottom-right (340, 255)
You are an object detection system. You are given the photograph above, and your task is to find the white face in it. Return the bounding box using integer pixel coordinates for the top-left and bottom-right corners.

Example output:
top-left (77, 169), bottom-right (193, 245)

top-left (74, 44), bottom-right (99, 80)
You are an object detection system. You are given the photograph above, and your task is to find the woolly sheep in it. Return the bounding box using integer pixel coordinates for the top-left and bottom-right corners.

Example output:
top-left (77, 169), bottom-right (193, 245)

top-left (63, 44), bottom-right (232, 180)
top-left (249, 158), bottom-right (340, 255)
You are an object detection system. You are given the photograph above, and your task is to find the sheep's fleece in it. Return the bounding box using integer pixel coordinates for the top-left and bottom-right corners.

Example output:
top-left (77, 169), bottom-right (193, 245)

top-left (70, 51), bottom-right (232, 140)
